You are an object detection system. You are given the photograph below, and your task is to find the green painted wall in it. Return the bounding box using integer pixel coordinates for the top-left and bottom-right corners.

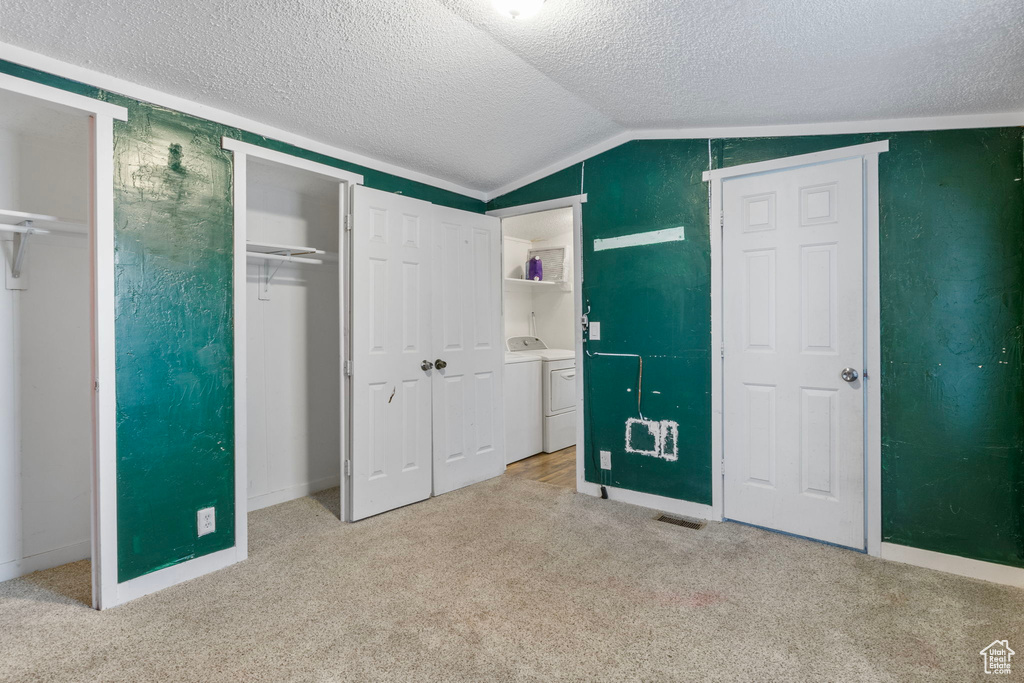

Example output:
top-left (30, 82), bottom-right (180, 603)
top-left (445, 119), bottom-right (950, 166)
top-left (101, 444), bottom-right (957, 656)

top-left (0, 60), bottom-right (485, 582)
top-left (490, 129), bottom-right (1024, 569)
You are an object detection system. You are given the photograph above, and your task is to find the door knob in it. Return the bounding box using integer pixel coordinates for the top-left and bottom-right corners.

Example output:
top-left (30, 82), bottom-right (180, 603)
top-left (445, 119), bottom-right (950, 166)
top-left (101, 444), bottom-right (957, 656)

top-left (840, 367), bottom-right (859, 382)
top-left (421, 360), bottom-right (433, 371)
top-left (434, 359), bottom-right (447, 370)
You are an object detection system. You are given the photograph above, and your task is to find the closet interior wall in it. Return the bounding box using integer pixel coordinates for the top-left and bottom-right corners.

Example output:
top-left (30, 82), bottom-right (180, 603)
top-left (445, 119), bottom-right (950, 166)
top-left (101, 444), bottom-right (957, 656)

top-left (502, 207), bottom-right (575, 348)
top-left (0, 93), bottom-right (91, 581)
top-left (246, 160), bottom-right (341, 511)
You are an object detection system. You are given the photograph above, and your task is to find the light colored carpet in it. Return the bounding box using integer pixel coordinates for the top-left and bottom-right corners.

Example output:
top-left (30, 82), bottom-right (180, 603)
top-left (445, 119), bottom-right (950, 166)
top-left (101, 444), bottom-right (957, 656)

top-left (1, 476), bottom-right (1021, 682)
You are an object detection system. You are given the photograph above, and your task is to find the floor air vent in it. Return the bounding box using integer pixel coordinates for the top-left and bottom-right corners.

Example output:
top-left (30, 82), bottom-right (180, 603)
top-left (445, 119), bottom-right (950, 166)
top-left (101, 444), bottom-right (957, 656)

top-left (655, 514), bottom-right (705, 530)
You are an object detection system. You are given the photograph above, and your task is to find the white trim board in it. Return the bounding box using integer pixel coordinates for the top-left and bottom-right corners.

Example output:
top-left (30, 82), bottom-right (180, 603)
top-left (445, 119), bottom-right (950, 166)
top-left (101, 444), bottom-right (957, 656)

top-left (487, 194), bottom-right (587, 497)
top-left (0, 42), bottom-right (484, 201)
top-left (222, 138), bottom-right (364, 185)
top-left (6, 42), bottom-right (1020, 205)
top-left (485, 113), bottom-right (1022, 201)
top-left (247, 476), bottom-right (342, 513)
top-left (107, 546), bottom-right (241, 607)
top-left (0, 540), bottom-right (92, 583)
top-left (880, 543), bottom-right (1024, 589)
top-left (707, 142), bottom-right (886, 557)
top-left (224, 138), bottom-right (354, 537)
top-left (0, 72), bottom-right (127, 119)
top-left (702, 141), bottom-right (890, 181)
top-left (577, 482), bottom-right (715, 521)
top-left (594, 226), bottom-right (684, 252)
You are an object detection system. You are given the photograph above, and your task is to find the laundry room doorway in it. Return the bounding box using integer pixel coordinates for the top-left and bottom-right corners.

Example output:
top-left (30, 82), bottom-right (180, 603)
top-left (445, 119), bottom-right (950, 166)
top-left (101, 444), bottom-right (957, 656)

top-left (488, 196), bottom-right (587, 491)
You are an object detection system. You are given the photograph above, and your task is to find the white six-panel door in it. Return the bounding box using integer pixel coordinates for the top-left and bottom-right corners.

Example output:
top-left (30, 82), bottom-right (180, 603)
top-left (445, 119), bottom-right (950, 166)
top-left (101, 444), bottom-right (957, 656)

top-left (350, 186), bottom-right (434, 520)
top-left (722, 157), bottom-right (865, 549)
top-left (431, 206), bottom-right (505, 495)
top-left (350, 188), bottom-right (505, 519)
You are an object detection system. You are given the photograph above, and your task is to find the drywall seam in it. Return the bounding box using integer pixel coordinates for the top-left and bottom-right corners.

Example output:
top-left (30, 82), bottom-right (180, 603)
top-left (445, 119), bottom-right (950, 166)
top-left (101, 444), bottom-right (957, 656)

top-left (593, 226), bottom-right (684, 251)
top-left (485, 112), bottom-right (1024, 201)
top-left (0, 42), bottom-right (487, 201)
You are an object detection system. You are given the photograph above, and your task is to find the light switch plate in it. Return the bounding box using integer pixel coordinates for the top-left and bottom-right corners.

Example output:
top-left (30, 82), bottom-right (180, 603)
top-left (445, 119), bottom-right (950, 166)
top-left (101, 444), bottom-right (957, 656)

top-left (197, 507), bottom-right (216, 537)
top-left (590, 321), bottom-right (601, 341)
top-left (600, 450), bottom-right (612, 470)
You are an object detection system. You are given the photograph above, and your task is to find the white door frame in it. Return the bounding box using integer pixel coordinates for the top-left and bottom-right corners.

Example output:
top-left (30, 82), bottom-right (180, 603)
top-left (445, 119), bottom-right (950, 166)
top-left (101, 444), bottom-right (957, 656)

top-left (223, 137), bottom-right (363, 536)
top-left (0, 74), bottom-right (127, 609)
top-left (486, 194), bottom-right (587, 486)
top-left (704, 140), bottom-right (888, 556)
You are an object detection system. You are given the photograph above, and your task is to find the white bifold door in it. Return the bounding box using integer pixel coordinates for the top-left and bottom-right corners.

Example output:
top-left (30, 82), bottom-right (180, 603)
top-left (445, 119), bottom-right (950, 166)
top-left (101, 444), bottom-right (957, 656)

top-left (722, 157), bottom-right (865, 549)
top-left (350, 186), bottom-right (504, 521)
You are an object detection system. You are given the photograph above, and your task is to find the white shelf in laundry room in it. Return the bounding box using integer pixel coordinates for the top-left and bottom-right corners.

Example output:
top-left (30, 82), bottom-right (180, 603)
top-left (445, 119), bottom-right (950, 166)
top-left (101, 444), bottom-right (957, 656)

top-left (503, 277), bottom-right (563, 290)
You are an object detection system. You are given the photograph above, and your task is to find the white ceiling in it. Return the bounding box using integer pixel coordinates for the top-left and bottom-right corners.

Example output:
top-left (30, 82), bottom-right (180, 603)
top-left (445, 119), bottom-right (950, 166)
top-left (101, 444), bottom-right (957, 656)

top-left (2, 0), bottom-right (1022, 196)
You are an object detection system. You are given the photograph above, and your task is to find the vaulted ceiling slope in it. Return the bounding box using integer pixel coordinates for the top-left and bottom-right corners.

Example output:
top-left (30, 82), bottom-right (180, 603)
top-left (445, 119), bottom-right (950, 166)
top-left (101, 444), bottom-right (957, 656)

top-left (2, 0), bottom-right (1022, 195)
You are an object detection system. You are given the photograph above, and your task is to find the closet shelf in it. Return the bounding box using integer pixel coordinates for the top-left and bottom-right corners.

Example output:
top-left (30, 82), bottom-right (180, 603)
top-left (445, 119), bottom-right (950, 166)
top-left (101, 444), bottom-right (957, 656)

top-left (246, 241), bottom-right (326, 265)
top-left (0, 208), bottom-right (87, 234)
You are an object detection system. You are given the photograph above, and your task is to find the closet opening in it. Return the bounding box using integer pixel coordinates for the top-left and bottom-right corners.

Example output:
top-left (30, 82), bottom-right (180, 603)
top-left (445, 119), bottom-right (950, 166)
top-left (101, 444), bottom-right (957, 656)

top-left (244, 158), bottom-right (344, 516)
top-left (0, 90), bottom-right (95, 602)
top-left (500, 206), bottom-right (580, 490)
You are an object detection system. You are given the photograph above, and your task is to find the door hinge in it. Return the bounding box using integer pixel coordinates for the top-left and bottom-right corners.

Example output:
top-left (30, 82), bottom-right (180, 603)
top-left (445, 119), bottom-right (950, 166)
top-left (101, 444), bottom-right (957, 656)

top-left (344, 360), bottom-right (353, 377)
top-left (344, 459), bottom-right (351, 477)
top-left (344, 214), bottom-right (352, 231)
top-left (720, 214), bottom-right (724, 229)
top-left (720, 343), bottom-right (724, 358)
top-left (94, 380), bottom-right (99, 391)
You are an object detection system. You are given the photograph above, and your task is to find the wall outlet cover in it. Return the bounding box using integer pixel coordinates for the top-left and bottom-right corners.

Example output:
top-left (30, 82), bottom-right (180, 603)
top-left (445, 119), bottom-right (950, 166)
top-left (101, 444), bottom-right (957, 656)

top-left (197, 507), bottom-right (216, 537)
top-left (600, 450), bottom-right (612, 470)
top-left (589, 321), bottom-right (601, 341)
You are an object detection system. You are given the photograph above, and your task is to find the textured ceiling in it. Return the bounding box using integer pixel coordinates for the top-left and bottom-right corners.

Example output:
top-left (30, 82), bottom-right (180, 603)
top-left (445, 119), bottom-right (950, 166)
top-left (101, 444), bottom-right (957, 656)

top-left (2, 0), bottom-right (1022, 194)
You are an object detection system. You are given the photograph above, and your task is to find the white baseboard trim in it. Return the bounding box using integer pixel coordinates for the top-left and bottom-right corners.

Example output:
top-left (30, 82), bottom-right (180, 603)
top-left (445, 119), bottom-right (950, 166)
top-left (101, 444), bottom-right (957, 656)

top-left (577, 480), bottom-right (715, 520)
top-left (105, 546), bottom-right (243, 609)
top-left (880, 542), bottom-right (1024, 589)
top-left (0, 540), bottom-right (92, 583)
top-left (247, 475), bottom-right (341, 512)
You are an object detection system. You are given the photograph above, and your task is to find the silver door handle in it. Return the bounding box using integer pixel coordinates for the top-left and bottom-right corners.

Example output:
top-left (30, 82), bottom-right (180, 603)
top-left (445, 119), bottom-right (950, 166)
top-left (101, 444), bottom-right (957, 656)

top-left (421, 360), bottom-right (433, 372)
top-left (840, 367), bottom-right (859, 382)
top-left (434, 359), bottom-right (448, 370)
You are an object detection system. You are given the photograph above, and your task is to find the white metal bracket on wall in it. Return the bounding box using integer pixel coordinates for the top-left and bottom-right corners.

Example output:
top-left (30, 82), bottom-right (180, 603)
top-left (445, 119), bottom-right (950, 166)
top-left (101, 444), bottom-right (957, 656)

top-left (3, 221), bottom-right (50, 290)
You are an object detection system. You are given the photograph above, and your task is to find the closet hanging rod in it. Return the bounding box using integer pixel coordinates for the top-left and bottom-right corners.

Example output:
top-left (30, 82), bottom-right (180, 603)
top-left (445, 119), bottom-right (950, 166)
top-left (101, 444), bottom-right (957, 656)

top-left (246, 252), bottom-right (324, 265)
top-left (0, 208), bottom-right (86, 233)
top-left (0, 224), bottom-right (51, 236)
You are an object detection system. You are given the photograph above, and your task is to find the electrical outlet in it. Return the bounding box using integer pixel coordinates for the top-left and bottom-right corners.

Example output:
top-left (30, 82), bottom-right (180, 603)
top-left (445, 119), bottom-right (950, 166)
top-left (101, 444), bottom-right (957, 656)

top-left (197, 507), bottom-right (216, 537)
top-left (600, 450), bottom-right (612, 470)
top-left (589, 321), bottom-right (601, 341)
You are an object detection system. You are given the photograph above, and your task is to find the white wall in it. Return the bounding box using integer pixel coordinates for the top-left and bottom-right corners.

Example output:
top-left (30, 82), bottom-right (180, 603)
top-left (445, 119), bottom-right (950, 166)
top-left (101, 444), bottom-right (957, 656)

top-left (530, 232), bottom-right (575, 350)
top-left (0, 119), bottom-right (92, 582)
top-left (501, 227), bottom-right (575, 351)
top-left (246, 175), bottom-right (341, 511)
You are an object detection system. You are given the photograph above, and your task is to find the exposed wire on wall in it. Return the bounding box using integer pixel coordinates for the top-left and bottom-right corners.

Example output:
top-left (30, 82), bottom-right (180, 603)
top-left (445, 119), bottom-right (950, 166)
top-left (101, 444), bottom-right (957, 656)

top-left (582, 299), bottom-right (647, 498)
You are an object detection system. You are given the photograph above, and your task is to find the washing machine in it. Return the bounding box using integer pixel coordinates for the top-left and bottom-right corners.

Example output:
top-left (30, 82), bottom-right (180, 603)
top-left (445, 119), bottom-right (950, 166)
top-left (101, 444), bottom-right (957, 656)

top-left (507, 336), bottom-right (576, 453)
top-left (503, 352), bottom-right (542, 464)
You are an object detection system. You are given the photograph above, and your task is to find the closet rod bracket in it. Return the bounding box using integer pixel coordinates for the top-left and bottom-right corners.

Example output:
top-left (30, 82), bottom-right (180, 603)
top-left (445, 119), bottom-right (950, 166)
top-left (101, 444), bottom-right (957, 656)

top-left (10, 220), bottom-right (37, 280)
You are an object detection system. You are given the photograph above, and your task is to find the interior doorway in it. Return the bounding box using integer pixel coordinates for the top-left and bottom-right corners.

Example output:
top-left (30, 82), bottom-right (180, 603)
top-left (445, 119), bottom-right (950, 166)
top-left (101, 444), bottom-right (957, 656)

top-left (706, 142), bottom-right (886, 554)
top-left (0, 83), bottom-right (122, 609)
top-left (488, 196), bottom-right (587, 492)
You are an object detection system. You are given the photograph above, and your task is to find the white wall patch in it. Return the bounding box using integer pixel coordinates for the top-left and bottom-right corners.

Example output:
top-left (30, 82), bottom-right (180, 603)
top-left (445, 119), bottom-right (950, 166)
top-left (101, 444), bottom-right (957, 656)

top-left (594, 227), bottom-right (684, 252)
top-left (624, 417), bottom-right (679, 461)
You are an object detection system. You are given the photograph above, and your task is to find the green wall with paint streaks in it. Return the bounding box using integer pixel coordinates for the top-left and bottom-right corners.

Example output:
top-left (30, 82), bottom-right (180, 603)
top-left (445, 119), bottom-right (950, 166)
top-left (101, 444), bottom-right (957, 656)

top-left (0, 59), bottom-right (486, 582)
top-left (490, 130), bottom-right (1024, 569)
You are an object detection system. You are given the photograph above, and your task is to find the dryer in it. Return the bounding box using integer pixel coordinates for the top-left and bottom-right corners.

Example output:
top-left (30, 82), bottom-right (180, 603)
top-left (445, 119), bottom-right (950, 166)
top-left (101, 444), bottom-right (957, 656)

top-left (507, 336), bottom-right (576, 453)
